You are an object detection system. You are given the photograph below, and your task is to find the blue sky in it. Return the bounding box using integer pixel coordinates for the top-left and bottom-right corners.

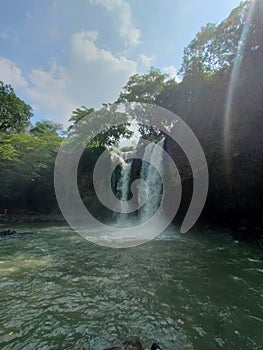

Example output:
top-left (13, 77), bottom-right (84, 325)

top-left (0, 0), bottom-right (241, 126)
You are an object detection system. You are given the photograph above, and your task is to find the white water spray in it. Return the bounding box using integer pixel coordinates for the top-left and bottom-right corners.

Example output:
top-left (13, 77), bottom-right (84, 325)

top-left (139, 140), bottom-right (164, 220)
top-left (113, 140), bottom-right (164, 224)
top-left (118, 162), bottom-right (132, 212)
top-left (113, 160), bottom-right (133, 225)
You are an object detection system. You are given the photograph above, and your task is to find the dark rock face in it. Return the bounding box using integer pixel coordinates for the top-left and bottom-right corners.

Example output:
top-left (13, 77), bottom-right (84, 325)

top-left (157, 53), bottom-right (263, 241)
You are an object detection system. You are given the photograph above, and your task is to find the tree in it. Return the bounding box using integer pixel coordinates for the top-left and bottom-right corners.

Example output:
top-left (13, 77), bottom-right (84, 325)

top-left (117, 68), bottom-right (177, 140)
top-left (0, 81), bottom-right (32, 132)
top-left (67, 105), bottom-right (132, 148)
top-left (68, 106), bottom-right (95, 132)
top-left (117, 67), bottom-right (177, 104)
top-left (30, 120), bottom-right (63, 136)
top-left (179, 23), bottom-right (217, 78)
top-left (241, 0), bottom-right (263, 61)
top-left (180, 1), bottom-right (252, 79)
top-left (0, 129), bottom-right (62, 210)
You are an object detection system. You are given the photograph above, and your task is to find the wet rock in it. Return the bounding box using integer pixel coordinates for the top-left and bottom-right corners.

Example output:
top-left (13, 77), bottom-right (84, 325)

top-left (104, 339), bottom-right (163, 350)
top-left (0, 230), bottom-right (33, 238)
top-left (0, 230), bottom-right (17, 237)
top-left (150, 344), bottom-right (163, 350)
top-left (104, 338), bottom-right (143, 350)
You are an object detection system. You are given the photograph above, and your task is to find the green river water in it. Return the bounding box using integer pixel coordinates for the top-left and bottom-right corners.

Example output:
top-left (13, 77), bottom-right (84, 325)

top-left (0, 224), bottom-right (262, 349)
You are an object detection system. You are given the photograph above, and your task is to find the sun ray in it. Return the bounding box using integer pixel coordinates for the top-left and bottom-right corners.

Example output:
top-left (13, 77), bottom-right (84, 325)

top-left (224, 0), bottom-right (257, 173)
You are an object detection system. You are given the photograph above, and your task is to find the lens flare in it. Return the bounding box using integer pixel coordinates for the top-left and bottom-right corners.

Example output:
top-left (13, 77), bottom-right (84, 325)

top-left (224, 0), bottom-right (257, 170)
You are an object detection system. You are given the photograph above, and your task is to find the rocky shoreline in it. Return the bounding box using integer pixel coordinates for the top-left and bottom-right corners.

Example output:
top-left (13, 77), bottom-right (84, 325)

top-left (0, 211), bottom-right (65, 224)
top-left (0, 208), bottom-right (262, 246)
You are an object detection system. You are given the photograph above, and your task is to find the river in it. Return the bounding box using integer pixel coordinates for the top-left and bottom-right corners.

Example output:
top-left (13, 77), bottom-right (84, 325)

top-left (0, 224), bottom-right (262, 349)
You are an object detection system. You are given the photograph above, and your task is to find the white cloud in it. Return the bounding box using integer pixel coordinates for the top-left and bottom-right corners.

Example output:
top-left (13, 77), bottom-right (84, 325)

top-left (163, 65), bottom-right (181, 82)
top-left (71, 31), bottom-right (136, 69)
top-left (0, 31), bottom-right (138, 125)
top-left (0, 57), bottom-right (28, 89)
top-left (0, 57), bottom-right (75, 123)
top-left (68, 30), bottom-right (137, 108)
top-left (138, 54), bottom-right (156, 70)
top-left (84, 30), bottom-right (98, 42)
top-left (27, 63), bottom-right (76, 123)
top-left (88, 0), bottom-right (142, 48)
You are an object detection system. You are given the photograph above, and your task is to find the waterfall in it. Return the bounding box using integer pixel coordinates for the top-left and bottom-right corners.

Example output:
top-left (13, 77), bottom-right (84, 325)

top-left (118, 162), bottom-right (132, 211)
top-left (113, 140), bottom-right (164, 224)
top-left (114, 161), bottom-right (132, 224)
top-left (139, 140), bottom-right (164, 221)
top-left (121, 151), bottom-right (134, 161)
top-left (110, 152), bottom-right (126, 168)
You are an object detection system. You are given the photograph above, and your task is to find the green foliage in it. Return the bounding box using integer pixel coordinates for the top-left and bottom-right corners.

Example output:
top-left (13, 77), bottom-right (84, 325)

top-left (242, 0), bottom-right (263, 60)
top-left (180, 23), bottom-right (217, 78)
top-left (180, 1), bottom-right (252, 79)
top-left (117, 67), bottom-right (177, 104)
top-left (0, 82), bottom-right (63, 211)
top-left (120, 145), bottom-right (135, 152)
top-left (0, 124), bottom-right (62, 210)
top-left (30, 120), bottom-right (63, 136)
top-left (67, 105), bottom-right (132, 147)
top-left (68, 106), bottom-right (95, 131)
top-left (0, 81), bottom-right (32, 132)
top-left (116, 67), bottom-right (178, 140)
top-left (0, 134), bottom-right (17, 161)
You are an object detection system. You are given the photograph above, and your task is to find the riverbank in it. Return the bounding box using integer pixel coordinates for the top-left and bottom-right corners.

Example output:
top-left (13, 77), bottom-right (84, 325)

top-left (200, 218), bottom-right (263, 247)
top-left (1, 210), bottom-right (262, 246)
top-left (0, 211), bottom-right (65, 224)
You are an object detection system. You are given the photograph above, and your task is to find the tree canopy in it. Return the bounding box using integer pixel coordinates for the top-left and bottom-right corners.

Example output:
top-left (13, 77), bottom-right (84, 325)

top-left (30, 120), bottom-right (63, 136)
top-left (0, 81), bottom-right (32, 133)
top-left (0, 83), bottom-right (63, 211)
top-left (67, 105), bottom-right (132, 148)
top-left (117, 67), bottom-right (177, 104)
top-left (180, 1), bottom-right (252, 79)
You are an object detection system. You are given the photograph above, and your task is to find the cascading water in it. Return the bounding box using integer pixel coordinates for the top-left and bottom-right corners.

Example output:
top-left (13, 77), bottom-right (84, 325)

top-left (110, 152), bottom-right (126, 197)
top-left (139, 140), bottom-right (164, 220)
top-left (121, 151), bottom-right (134, 161)
top-left (112, 159), bottom-right (133, 225)
top-left (117, 162), bottom-right (132, 213)
top-left (113, 140), bottom-right (164, 224)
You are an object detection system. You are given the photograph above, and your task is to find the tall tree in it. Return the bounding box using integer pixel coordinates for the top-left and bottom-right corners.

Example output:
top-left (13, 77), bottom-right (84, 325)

top-left (0, 130), bottom-right (62, 208)
top-left (67, 105), bottom-right (132, 147)
top-left (117, 67), bottom-right (177, 104)
top-left (30, 120), bottom-right (63, 136)
top-left (180, 1), bottom-right (252, 79)
top-left (117, 67), bottom-right (178, 139)
top-left (0, 81), bottom-right (32, 133)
